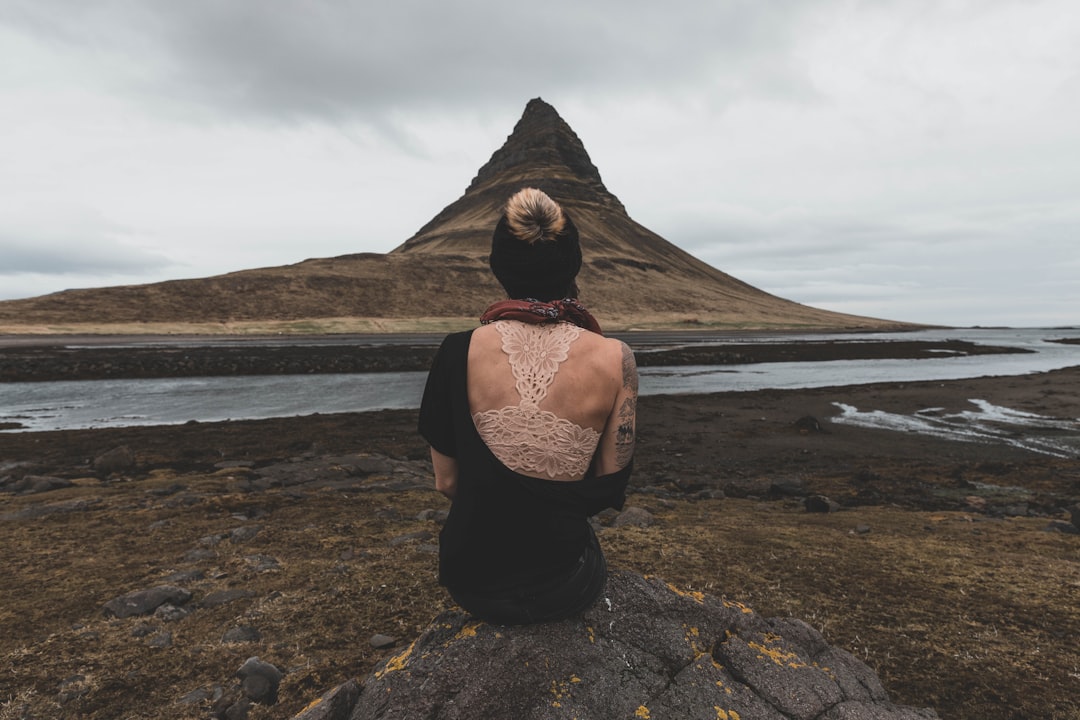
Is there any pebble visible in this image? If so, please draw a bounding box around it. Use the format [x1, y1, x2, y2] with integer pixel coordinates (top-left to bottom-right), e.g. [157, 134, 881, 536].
[369, 633, 397, 649]
[223, 626, 262, 644]
[388, 530, 433, 547]
[102, 585, 192, 619]
[804, 495, 841, 513]
[612, 507, 654, 528]
[236, 656, 283, 705]
[154, 603, 193, 622]
[162, 569, 206, 584]
[93, 445, 134, 475]
[177, 685, 224, 705]
[147, 631, 173, 648]
[130, 623, 157, 638]
[230, 525, 262, 543]
[4, 475, 73, 495]
[245, 554, 281, 572]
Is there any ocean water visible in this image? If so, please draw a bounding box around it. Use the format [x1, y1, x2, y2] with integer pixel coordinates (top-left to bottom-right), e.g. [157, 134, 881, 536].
[2, 328, 1079, 439]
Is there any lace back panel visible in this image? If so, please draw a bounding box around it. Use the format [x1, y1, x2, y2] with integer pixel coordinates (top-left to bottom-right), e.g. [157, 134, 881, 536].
[472, 321, 601, 479]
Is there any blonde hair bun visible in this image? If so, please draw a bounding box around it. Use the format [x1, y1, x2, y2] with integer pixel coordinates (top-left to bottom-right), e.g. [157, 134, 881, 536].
[505, 188, 566, 244]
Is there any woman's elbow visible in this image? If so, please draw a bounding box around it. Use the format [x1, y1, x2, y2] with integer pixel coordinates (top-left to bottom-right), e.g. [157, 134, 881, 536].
[435, 474, 458, 500]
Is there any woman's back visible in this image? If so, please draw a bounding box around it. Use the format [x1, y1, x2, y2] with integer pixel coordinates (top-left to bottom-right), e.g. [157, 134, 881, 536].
[468, 319, 633, 481]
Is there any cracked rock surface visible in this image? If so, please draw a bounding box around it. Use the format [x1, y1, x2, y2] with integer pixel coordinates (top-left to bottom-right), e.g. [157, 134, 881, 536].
[296, 571, 937, 720]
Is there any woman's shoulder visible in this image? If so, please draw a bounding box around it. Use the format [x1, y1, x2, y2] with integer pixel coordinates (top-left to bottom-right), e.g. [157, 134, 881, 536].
[577, 328, 629, 356]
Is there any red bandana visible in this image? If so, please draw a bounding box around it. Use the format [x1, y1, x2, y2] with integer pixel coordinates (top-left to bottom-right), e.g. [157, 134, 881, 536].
[480, 298, 602, 335]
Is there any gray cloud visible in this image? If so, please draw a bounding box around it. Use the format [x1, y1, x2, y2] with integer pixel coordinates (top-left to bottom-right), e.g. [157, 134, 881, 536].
[0, 207, 173, 276]
[1, 0, 821, 123]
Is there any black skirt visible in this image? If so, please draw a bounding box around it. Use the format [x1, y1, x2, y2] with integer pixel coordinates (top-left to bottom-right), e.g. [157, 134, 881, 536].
[447, 526, 608, 625]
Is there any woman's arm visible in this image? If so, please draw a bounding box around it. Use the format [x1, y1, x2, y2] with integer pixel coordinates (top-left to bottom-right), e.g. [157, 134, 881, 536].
[430, 447, 459, 500]
[595, 341, 638, 476]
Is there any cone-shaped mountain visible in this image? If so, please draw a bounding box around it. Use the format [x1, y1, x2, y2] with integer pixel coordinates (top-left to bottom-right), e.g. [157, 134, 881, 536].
[0, 98, 902, 331]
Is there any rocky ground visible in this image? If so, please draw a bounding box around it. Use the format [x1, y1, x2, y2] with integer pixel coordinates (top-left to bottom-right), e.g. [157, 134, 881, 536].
[1, 346, 1079, 719]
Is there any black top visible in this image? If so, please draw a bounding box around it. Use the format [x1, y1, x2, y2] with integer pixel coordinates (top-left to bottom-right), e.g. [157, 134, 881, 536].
[419, 330, 631, 592]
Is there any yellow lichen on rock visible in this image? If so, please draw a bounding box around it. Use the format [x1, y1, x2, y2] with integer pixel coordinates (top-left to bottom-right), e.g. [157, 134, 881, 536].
[375, 639, 419, 679]
[748, 638, 807, 670]
[722, 598, 754, 614]
[454, 621, 481, 640]
[666, 581, 706, 603]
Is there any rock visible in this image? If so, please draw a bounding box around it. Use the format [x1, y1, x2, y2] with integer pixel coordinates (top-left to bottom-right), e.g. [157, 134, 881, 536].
[611, 506, 654, 528]
[1070, 504, 1080, 530]
[103, 585, 192, 618]
[148, 630, 173, 647]
[162, 569, 206, 584]
[6, 474, 73, 495]
[237, 656, 283, 705]
[131, 623, 157, 637]
[57, 674, 91, 704]
[201, 589, 257, 608]
[805, 495, 841, 513]
[793, 415, 827, 433]
[223, 626, 262, 644]
[154, 603, 193, 622]
[93, 445, 135, 475]
[230, 525, 262, 543]
[769, 477, 805, 498]
[245, 554, 281, 572]
[388, 531, 433, 547]
[369, 634, 397, 649]
[593, 508, 621, 526]
[997, 503, 1029, 518]
[327, 571, 936, 720]
[291, 680, 361, 720]
[178, 685, 225, 706]
[184, 548, 218, 562]
[212, 686, 252, 720]
[1045, 521, 1079, 535]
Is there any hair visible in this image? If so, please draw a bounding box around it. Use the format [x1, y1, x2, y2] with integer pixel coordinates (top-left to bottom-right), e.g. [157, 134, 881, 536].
[504, 188, 566, 244]
[490, 187, 582, 301]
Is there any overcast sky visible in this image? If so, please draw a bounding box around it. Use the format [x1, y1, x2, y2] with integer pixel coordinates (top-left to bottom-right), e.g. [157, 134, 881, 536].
[2, 1, 1077, 327]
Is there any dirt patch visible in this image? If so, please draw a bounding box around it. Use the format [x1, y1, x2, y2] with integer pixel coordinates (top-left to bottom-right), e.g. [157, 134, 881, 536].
[2, 367, 1079, 719]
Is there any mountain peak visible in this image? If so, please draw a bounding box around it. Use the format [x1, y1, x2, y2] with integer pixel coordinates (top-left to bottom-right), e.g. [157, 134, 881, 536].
[395, 99, 624, 254]
[466, 98, 609, 197]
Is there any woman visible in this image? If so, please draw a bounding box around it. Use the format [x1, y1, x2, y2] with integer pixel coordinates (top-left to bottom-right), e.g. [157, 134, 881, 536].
[418, 187, 637, 625]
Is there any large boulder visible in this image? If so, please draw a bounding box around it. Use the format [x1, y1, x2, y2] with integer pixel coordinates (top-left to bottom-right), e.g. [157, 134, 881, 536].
[296, 571, 937, 720]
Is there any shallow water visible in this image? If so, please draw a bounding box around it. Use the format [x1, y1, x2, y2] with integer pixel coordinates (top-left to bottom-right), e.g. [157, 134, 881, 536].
[832, 399, 1080, 458]
[2, 328, 1078, 434]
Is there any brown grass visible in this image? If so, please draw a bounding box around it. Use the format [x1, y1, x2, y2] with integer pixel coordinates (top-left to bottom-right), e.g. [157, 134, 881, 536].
[1, 479, 1076, 720]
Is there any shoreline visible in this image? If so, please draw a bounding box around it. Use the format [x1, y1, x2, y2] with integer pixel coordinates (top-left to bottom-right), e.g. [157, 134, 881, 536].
[0, 334, 1037, 383]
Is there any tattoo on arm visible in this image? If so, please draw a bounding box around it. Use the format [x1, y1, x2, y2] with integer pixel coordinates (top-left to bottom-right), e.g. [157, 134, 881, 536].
[614, 396, 636, 468]
[621, 342, 638, 391]
[611, 342, 638, 468]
